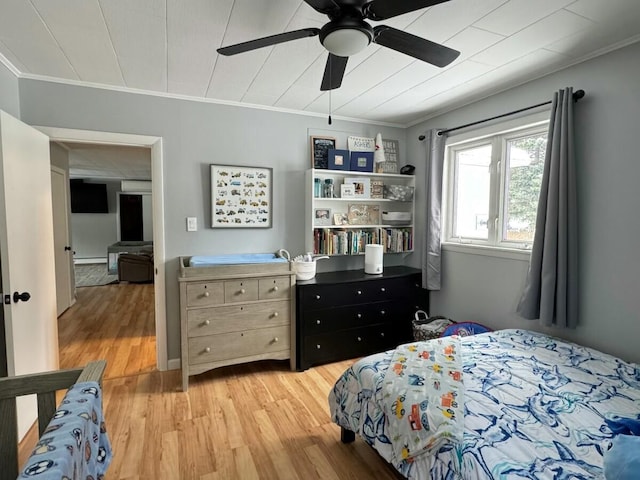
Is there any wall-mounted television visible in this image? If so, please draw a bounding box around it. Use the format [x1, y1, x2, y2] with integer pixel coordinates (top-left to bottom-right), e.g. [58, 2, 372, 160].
[70, 180, 109, 213]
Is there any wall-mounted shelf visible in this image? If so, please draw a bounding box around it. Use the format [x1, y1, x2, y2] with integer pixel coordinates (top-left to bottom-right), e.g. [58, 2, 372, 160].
[305, 169, 415, 256]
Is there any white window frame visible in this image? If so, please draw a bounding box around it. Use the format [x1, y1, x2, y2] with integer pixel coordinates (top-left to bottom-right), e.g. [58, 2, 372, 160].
[443, 111, 550, 258]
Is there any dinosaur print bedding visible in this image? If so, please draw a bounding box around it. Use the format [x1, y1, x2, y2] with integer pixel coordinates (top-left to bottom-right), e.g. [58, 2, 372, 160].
[329, 329, 640, 479]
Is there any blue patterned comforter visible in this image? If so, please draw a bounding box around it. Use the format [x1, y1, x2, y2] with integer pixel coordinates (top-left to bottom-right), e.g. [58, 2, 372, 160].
[329, 329, 640, 479]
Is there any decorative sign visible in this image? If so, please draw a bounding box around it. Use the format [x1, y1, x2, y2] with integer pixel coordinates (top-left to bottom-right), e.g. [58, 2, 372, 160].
[311, 136, 336, 169]
[348, 135, 375, 152]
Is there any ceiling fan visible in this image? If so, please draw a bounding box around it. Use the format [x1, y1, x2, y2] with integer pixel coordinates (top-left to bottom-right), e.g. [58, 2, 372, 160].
[217, 0, 460, 91]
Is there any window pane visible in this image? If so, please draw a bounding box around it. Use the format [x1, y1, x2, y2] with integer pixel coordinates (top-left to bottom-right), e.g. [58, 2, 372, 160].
[453, 145, 491, 239]
[504, 133, 547, 242]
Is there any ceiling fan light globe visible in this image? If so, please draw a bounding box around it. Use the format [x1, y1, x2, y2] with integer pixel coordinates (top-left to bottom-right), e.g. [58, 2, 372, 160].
[322, 28, 371, 57]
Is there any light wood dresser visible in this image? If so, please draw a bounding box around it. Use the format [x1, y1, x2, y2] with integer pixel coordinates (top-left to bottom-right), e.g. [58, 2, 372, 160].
[179, 256, 296, 391]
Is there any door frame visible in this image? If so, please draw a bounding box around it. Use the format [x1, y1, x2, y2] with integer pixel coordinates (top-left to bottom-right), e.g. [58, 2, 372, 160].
[35, 126, 168, 371]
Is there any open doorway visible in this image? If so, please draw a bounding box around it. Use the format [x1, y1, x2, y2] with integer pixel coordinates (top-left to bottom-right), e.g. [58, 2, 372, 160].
[39, 126, 167, 372]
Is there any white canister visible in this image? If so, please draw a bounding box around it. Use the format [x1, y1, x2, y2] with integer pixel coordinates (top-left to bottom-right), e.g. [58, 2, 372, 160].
[364, 244, 383, 274]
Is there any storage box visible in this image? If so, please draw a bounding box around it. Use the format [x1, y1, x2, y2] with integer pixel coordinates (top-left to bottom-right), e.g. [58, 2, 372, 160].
[382, 211, 412, 225]
[384, 185, 414, 201]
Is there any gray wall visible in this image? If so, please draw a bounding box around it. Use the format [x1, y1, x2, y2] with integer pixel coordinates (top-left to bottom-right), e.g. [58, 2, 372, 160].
[0, 61, 20, 118]
[71, 180, 121, 260]
[407, 41, 640, 363]
[16, 84, 407, 362]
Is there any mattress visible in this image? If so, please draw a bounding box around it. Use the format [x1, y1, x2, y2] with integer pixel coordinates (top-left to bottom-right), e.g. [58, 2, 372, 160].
[329, 329, 640, 479]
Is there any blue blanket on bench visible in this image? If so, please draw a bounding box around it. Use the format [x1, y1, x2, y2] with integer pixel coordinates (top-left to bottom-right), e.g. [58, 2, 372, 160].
[189, 253, 287, 266]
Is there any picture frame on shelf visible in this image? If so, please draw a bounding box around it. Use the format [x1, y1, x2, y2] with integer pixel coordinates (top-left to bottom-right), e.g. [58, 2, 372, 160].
[347, 203, 381, 225]
[340, 183, 356, 198]
[314, 207, 332, 226]
[333, 213, 349, 225]
[310, 136, 336, 169]
[344, 177, 370, 198]
[349, 151, 374, 172]
[371, 180, 384, 199]
[328, 149, 350, 170]
[210, 164, 272, 228]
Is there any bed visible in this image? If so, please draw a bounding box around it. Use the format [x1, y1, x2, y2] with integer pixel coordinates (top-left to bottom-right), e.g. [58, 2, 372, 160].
[329, 329, 640, 479]
[0, 360, 111, 480]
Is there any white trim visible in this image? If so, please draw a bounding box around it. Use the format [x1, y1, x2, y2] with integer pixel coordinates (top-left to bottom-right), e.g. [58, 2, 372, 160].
[442, 242, 531, 261]
[167, 358, 181, 371]
[35, 126, 169, 372]
[74, 257, 106, 265]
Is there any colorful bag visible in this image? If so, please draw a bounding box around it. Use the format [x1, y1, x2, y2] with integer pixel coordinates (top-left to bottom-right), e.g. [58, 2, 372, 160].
[441, 321, 491, 337]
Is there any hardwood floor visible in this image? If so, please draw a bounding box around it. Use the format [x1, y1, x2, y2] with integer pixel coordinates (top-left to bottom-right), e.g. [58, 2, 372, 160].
[20, 283, 400, 479]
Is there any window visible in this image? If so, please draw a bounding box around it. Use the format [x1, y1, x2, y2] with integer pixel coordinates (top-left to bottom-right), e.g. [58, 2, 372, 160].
[445, 120, 548, 250]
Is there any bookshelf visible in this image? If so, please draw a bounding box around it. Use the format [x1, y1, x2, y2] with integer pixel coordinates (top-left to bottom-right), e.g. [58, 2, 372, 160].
[305, 169, 416, 256]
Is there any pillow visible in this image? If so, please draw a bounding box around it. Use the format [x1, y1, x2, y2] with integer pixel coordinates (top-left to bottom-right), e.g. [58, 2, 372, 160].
[604, 435, 640, 479]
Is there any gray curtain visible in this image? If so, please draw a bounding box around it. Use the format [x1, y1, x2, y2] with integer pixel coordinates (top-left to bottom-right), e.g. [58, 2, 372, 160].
[421, 129, 447, 290]
[516, 87, 578, 328]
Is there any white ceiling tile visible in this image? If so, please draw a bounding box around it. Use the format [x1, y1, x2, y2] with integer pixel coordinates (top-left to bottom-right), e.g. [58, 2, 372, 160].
[0, 0, 78, 77]
[473, 0, 575, 36]
[167, 0, 233, 97]
[471, 9, 595, 67]
[446, 26, 505, 61]
[31, 0, 123, 85]
[99, 0, 167, 91]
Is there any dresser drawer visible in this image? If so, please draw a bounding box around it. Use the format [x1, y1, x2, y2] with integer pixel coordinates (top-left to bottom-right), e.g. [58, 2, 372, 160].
[258, 277, 290, 300]
[189, 325, 289, 365]
[187, 300, 290, 337]
[186, 281, 224, 307]
[301, 301, 404, 334]
[224, 279, 259, 303]
[300, 276, 416, 309]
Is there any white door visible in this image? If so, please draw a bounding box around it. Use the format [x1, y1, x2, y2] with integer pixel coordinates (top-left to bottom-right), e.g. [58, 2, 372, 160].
[0, 110, 58, 439]
[51, 166, 75, 315]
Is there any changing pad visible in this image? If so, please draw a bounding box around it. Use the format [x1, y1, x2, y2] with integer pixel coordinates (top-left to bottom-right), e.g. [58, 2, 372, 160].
[189, 253, 287, 266]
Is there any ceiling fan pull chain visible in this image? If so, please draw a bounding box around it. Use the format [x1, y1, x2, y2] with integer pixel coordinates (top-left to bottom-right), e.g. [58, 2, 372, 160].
[328, 58, 332, 125]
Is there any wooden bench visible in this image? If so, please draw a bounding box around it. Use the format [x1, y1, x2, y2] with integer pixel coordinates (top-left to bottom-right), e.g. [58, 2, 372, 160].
[0, 360, 106, 480]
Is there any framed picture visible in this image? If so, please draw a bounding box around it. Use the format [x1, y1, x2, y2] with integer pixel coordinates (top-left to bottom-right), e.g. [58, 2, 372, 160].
[210, 164, 272, 228]
[340, 183, 355, 198]
[333, 213, 349, 225]
[328, 149, 350, 170]
[314, 208, 332, 226]
[344, 177, 371, 198]
[347, 203, 381, 225]
[311, 136, 336, 169]
[350, 151, 374, 172]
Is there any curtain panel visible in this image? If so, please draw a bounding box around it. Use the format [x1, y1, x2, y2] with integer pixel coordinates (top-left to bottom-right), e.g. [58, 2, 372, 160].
[421, 129, 447, 290]
[516, 87, 578, 328]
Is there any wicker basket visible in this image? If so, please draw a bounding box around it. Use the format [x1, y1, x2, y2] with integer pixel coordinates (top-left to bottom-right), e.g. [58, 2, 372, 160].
[412, 311, 455, 342]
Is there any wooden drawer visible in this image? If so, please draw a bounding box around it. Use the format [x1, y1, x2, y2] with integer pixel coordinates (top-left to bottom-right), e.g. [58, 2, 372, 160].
[300, 277, 415, 309]
[187, 301, 290, 337]
[189, 325, 289, 365]
[301, 301, 402, 334]
[258, 277, 290, 300]
[186, 281, 224, 307]
[224, 279, 259, 303]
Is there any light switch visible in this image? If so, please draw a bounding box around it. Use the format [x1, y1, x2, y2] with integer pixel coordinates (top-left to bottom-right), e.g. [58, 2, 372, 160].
[187, 217, 197, 232]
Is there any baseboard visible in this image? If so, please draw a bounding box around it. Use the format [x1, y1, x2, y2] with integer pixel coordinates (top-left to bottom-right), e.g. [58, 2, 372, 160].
[75, 257, 107, 265]
[167, 358, 181, 371]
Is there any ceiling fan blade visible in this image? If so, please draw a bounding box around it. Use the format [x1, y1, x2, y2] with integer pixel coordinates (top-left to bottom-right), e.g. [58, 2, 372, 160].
[364, 0, 450, 21]
[303, 0, 340, 15]
[217, 28, 320, 56]
[373, 25, 459, 67]
[321, 54, 348, 91]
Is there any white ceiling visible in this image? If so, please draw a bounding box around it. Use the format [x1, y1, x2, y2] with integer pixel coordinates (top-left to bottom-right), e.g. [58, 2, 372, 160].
[57, 141, 151, 180]
[1, 0, 639, 128]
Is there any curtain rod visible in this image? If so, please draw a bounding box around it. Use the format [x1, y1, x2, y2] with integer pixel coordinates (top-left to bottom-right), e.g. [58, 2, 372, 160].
[418, 89, 585, 141]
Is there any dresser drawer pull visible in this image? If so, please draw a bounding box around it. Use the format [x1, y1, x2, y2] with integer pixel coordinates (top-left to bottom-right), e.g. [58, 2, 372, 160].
[273, 337, 279, 343]
[204, 291, 210, 297]
[357, 336, 362, 342]
[272, 311, 279, 317]
[380, 287, 386, 292]
[380, 310, 386, 315]
[357, 290, 362, 295]
[316, 294, 321, 300]
[203, 320, 211, 326]
[316, 344, 321, 349]
[273, 286, 279, 292]
[240, 288, 246, 294]
[380, 332, 385, 337]
[357, 313, 362, 319]
[204, 347, 211, 353]
[316, 319, 321, 325]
